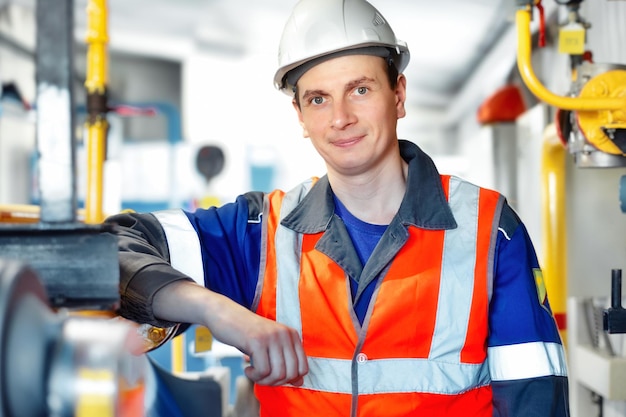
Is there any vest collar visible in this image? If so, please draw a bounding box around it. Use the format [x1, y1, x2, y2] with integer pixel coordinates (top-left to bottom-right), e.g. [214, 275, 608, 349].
[281, 140, 457, 232]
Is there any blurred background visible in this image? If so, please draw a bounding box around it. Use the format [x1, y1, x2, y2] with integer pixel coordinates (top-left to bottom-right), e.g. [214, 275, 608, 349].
[1, 0, 550, 209]
[0, 1, 625, 416]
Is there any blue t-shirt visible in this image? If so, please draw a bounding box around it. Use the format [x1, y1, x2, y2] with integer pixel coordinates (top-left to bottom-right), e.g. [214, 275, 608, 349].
[333, 195, 386, 325]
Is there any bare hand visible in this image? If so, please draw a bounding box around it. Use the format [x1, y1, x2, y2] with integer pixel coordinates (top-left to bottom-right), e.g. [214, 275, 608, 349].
[153, 281, 309, 386]
[237, 316, 308, 386]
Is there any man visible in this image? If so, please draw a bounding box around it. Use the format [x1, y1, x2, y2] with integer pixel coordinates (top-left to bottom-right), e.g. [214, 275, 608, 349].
[107, 0, 570, 415]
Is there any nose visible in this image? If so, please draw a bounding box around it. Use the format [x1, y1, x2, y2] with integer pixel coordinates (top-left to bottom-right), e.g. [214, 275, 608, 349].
[331, 98, 356, 130]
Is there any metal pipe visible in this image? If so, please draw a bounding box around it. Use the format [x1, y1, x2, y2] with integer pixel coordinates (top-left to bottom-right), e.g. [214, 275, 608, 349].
[84, 0, 109, 224]
[516, 8, 626, 111]
[35, 0, 77, 224]
[541, 124, 568, 343]
[611, 269, 622, 310]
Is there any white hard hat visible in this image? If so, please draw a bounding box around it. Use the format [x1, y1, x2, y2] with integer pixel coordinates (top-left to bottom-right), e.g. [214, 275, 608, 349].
[274, 0, 410, 94]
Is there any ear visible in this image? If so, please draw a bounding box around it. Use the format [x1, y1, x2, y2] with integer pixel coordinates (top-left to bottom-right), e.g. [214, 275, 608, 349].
[292, 98, 310, 138]
[395, 74, 407, 119]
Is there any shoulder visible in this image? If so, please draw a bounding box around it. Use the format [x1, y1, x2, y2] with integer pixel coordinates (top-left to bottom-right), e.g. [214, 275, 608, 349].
[105, 210, 170, 248]
[242, 191, 264, 222]
[240, 178, 319, 221]
[496, 202, 524, 242]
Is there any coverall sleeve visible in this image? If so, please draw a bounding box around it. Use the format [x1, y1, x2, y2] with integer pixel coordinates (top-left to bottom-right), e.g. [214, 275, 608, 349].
[104, 192, 264, 328]
[488, 203, 570, 417]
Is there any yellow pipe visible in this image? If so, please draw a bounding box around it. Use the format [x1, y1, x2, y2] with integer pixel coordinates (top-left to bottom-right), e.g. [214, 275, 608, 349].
[541, 124, 568, 345]
[171, 334, 185, 374]
[85, 117, 107, 224]
[516, 8, 626, 112]
[85, 0, 108, 94]
[84, 0, 109, 224]
[83, 3, 185, 370]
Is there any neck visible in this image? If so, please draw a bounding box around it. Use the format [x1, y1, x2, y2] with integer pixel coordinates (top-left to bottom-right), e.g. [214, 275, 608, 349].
[329, 157, 408, 225]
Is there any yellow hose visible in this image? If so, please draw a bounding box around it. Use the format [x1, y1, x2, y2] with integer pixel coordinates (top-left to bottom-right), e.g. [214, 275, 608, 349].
[516, 8, 626, 112]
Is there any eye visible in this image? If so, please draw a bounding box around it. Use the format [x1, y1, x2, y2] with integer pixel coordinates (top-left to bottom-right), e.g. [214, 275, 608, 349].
[311, 96, 325, 105]
[355, 86, 368, 95]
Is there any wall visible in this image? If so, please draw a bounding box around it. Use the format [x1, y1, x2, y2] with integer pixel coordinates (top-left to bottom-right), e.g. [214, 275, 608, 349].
[182, 50, 326, 202]
[0, 5, 36, 205]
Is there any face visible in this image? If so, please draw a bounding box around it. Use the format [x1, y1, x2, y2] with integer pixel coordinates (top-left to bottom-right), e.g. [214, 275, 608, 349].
[293, 54, 407, 178]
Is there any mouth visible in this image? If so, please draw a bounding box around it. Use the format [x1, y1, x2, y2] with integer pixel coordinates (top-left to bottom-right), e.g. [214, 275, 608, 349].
[332, 135, 364, 147]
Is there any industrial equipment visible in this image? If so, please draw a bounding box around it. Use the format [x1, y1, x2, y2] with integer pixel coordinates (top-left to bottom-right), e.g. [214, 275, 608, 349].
[516, 0, 626, 169]
[0, 259, 146, 417]
[516, 2, 626, 414]
[516, 0, 626, 315]
[515, 0, 626, 350]
[0, 0, 121, 310]
[561, 62, 626, 168]
[0, 1, 176, 415]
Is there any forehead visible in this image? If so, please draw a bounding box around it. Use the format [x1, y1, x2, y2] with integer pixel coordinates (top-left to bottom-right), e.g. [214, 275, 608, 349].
[297, 54, 387, 88]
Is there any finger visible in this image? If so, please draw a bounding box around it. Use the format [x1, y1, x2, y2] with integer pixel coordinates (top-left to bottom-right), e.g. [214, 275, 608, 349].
[276, 330, 308, 386]
[256, 340, 288, 385]
[255, 329, 303, 386]
[288, 376, 305, 387]
[281, 331, 308, 386]
[244, 348, 271, 383]
[291, 331, 309, 377]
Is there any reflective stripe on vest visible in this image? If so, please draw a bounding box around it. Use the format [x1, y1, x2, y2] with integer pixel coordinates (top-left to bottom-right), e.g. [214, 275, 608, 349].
[300, 355, 488, 395]
[264, 176, 494, 398]
[488, 341, 568, 380]
[153, 209, 205, 286]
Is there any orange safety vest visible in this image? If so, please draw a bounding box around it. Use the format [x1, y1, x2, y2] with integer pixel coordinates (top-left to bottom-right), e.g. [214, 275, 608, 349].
[255, 175, 502, 417]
